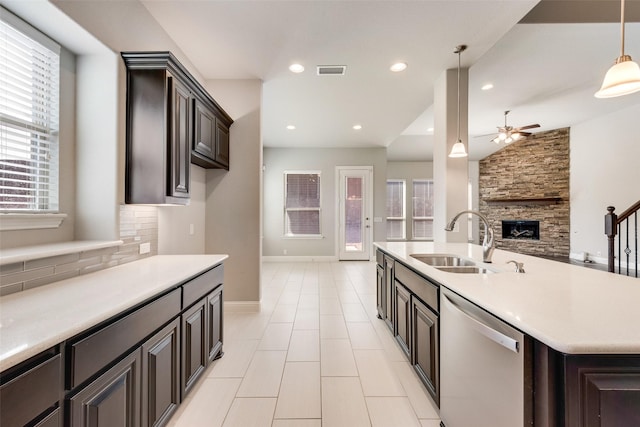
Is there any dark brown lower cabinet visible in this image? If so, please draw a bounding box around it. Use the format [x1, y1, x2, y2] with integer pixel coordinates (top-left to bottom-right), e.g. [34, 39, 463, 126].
[0, 350, 61, 427]
[181, 298, 207, 396]
[68, 350, 141, 427]
[142, 318, 181, 427]
[376, 264, 384, 319]
[394, 281, 411, 358]
[207, 285, 224, 363]
[383, 256, 394, 331]
[411, 296, 439, 406]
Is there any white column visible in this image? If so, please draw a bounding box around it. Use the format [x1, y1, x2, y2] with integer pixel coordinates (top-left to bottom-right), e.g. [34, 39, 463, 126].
[433, 67, 469, 243]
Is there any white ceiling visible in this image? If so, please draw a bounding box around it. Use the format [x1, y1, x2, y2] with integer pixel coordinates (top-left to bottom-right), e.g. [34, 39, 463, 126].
[11, 0, 640, 161]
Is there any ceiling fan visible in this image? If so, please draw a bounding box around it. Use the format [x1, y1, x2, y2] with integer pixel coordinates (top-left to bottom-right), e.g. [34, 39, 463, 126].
[490, 110, 540, 144]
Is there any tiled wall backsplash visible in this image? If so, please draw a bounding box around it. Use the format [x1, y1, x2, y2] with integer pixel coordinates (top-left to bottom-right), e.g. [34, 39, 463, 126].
[0, 205, 158, 296]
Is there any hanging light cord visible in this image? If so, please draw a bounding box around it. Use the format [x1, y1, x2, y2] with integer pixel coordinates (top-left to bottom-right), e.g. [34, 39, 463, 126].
[454, 45, 467, 142]
[620, 0, 626, 59]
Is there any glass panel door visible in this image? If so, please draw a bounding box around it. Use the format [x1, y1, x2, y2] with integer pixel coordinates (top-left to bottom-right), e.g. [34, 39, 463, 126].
[338, 167, 372, 260]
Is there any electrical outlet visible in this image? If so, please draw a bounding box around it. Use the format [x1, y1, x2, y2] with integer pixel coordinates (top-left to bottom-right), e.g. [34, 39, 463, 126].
[139, 242, 151, 254]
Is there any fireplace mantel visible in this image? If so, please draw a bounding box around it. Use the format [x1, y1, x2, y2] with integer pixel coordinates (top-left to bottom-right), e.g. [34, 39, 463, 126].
[484, 197, 563, 206]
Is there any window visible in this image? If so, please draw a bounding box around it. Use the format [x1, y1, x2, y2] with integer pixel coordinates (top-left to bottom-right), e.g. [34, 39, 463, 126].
[386, 179, 405, 240]
[412, 179, 434, 240]
[284, 172, 321, 237]
[0, 9, 60, 212]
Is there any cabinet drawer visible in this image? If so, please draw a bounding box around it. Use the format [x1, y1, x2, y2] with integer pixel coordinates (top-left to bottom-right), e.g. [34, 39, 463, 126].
[0, 353, 61, 427]
[394, 263, 438, 312]
[68, 288, 181, 388]
[183, 264, 224, 309]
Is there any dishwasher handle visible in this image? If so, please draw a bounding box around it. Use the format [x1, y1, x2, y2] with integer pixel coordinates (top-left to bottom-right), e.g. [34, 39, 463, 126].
[442, 293, 519, 353]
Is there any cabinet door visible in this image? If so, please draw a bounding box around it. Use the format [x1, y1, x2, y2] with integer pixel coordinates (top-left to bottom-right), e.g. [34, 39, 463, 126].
[383, 256, 394, 331]
[215, 119, 230, 170]
[376, 265, 384, 319]
[565, 355, 640, 427]
[412, 296, 439, 405]
[69, 350, 141, 427]
[168, 75, 190, 200]
[394, 281, 411, 359]
[142, 318, 180, 427]
[182, 299, 207, 396]
[193, 98, 215, 161]
[207, 285, 224, 363]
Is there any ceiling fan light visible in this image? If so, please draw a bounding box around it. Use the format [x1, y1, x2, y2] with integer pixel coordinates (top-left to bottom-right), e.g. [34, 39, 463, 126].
[595, 56, 640, 98]
[449, 141, 468, 158]
[498, 132, 507, 141]
[511, 132, 521, 140]
[492, 137, 500, 144]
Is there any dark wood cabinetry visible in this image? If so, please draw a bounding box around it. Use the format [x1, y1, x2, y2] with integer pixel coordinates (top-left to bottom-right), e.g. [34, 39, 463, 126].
[142, 318, 181, 427]
[394, 281, 411, 358]
[535, 342, 640, 427]
[207, 285, 224, 363]
[68, 350, 141, 427]
[192, 97, 232, 170]
[122, 52, 233, 205]
[181, 298, 207, 396]
[0, 350, 61, 427]
[376, 249, 440, 405]
[411, 296, 439, 404]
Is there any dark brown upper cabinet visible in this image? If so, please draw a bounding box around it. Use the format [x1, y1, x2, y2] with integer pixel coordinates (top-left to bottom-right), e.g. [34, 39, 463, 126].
[122, 52, 233, 206]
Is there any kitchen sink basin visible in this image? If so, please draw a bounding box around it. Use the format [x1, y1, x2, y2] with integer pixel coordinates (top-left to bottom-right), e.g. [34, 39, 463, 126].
[436, 266, 494, 274]
[410, 254, 477, 267]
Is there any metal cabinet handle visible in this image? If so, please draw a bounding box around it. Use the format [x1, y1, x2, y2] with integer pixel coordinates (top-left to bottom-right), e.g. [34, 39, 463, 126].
[442, 293, 519, 353]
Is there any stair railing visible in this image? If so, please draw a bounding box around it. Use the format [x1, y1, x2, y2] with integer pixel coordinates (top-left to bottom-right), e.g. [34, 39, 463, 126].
[605, 200, 640, 277]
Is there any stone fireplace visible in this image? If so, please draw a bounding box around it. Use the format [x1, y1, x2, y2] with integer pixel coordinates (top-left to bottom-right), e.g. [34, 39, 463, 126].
[479, 128, 570, 258]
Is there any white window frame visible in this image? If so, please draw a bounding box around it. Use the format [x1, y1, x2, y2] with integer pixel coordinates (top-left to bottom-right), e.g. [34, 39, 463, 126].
[0, 7, 65, 229]
[386, 179, 406, 240]
[283, 170, 322, 238]
[412, 179, 434, 241]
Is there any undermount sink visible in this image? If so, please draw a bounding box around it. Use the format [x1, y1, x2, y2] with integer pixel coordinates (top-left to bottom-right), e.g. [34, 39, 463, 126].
[436, 266, 494, 274]
[410, 254, 477, 267]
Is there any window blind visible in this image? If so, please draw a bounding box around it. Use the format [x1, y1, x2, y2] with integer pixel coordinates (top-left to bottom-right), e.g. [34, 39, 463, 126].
[413, 180, 434, 239]
[386, 179, 405, 240]
[285, 172, 321, 236]
[0, 10, 60, 212]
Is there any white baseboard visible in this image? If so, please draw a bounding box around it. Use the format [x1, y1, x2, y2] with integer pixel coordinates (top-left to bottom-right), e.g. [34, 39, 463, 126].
[262, 255, 339, 262]
[224, 301, 261, 312]
[569, 252, 608, 265]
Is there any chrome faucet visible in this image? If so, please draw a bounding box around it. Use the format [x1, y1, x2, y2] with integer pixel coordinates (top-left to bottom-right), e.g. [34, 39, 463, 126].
[445, 210, 495, 263]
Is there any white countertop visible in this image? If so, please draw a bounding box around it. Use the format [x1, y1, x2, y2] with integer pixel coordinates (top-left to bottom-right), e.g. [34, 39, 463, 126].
[0, 254, 227, 371]
[375, 242, 640, 354]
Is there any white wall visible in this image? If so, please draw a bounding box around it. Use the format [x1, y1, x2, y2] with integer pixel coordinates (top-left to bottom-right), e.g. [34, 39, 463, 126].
[570, 103, 640, 263]
[263, 147, 387, 258]
[204, 80, 262, 302]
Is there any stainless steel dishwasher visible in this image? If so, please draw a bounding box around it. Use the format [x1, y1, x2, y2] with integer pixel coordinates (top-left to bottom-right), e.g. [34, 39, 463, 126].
[440, 288, 533, 427]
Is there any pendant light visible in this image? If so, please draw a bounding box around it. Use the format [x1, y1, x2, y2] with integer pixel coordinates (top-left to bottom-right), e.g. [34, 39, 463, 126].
[449, 45, 468, 158]
[595, 0, 640, 98]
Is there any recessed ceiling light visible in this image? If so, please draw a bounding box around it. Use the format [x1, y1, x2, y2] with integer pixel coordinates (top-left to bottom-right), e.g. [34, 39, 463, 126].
[353, 124, 362, 130]
[286, 125, 296, 130]
[390, 62, 407, 72]
[481, 83, 494, 91]
[289, 63, 304, 73]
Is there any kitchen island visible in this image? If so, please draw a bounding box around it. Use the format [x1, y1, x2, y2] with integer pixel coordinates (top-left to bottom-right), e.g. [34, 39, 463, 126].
[374, 241, 640, 427]
[0, 254, 227, 427]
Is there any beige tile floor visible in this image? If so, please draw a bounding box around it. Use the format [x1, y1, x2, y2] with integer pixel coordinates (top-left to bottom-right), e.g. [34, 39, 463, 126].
[168, 261, 441, 427]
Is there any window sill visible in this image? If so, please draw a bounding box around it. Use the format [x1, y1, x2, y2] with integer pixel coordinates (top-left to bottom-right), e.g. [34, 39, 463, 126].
[0, 213, 68, 231]
[283, 235, 324, 240]
[0, 240, 124, 266]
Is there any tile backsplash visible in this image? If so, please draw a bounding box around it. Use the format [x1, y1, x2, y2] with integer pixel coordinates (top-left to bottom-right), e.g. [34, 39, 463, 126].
[0, 205, 158, 296]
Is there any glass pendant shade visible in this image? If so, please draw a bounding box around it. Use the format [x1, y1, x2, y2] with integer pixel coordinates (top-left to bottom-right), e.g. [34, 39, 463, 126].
[595, 56, 640, 98]
[448, 141, 468, 157]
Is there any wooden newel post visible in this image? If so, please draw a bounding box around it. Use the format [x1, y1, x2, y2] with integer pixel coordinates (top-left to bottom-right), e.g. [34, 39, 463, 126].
[605, 206, 617, 273]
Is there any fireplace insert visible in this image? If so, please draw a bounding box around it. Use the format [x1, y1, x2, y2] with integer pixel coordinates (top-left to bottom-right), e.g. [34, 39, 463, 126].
[501, 220, 539, 240]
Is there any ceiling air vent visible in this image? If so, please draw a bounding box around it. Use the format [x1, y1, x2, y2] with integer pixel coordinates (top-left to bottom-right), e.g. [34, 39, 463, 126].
[317, 65, 346, 76]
